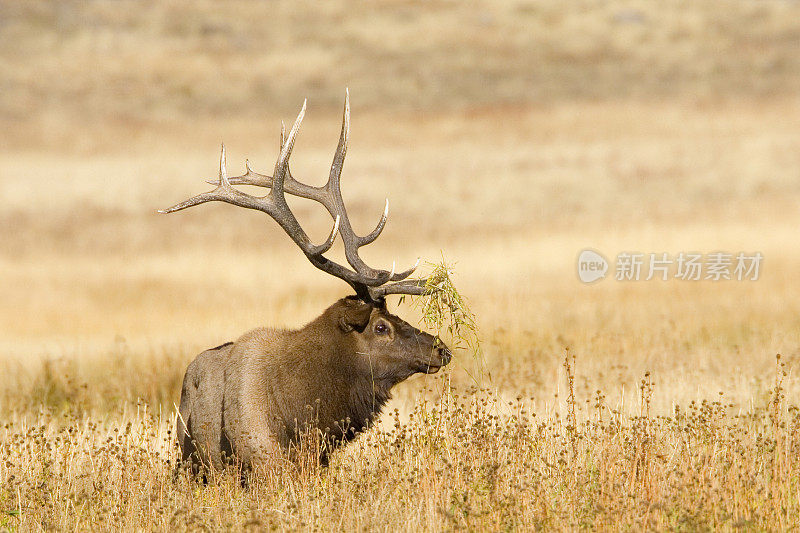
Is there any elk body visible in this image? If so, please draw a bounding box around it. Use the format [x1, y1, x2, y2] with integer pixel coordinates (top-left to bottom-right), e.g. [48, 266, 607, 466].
[162, 91, 451, 475]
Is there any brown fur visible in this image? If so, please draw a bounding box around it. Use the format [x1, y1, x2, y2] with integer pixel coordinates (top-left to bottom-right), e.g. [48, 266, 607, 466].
[177, 296, 451, 475]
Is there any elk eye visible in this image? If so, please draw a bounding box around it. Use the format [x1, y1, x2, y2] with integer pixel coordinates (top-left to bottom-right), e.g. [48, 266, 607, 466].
[374, 322, 389, 335]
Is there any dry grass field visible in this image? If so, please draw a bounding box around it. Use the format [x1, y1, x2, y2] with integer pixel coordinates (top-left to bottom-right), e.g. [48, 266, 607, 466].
[2, 0, 800, 530]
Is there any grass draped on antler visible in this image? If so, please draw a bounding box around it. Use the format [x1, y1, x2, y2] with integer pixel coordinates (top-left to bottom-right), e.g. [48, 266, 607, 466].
[400, 256, 488, 382]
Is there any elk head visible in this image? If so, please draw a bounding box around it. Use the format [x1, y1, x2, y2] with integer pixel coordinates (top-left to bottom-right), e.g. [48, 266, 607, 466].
[160, 89, 450, 361]
[333, 296, 452, 386]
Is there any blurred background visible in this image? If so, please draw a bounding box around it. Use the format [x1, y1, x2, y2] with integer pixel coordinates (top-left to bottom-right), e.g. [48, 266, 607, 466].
[2, 0, 800, 410]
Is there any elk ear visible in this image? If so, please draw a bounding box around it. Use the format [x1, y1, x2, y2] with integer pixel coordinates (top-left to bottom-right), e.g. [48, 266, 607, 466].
[338, 298, 373, 333]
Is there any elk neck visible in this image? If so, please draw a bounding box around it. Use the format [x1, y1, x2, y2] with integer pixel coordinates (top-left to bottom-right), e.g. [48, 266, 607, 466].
[281, 314, 393, 439]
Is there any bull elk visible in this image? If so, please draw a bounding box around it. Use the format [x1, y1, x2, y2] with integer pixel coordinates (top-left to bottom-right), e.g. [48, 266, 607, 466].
[161, 91, 451, 476]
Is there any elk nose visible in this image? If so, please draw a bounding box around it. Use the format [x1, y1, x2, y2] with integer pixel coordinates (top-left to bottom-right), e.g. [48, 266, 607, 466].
[436, 346, 452, 364]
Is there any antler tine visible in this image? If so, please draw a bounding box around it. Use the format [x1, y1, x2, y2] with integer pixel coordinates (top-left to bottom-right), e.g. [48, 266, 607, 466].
[320, 89, 397, 286]
[206, 122, 285, 189]
[278, 120, 300, 186]
[271, 100, 305, 199]
[389, 257, 421, 281]
[158, 191, 223, 214]
[219, 143, 230, 187]
[205, 121, 288, 190]
[368, 278, 428, 299]
[159, 144, 240, 214]
[327, 89, 349, 191]
[307, 215, 340, 256]
[357, 198, 389, 246]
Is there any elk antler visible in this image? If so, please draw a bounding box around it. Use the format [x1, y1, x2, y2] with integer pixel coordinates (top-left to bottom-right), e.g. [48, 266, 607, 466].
[160, 90, 427, 302]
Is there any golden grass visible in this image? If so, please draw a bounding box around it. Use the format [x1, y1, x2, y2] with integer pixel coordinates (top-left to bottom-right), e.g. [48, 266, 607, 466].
[3, 357, 800, 530]
[3, 0, 800, 529]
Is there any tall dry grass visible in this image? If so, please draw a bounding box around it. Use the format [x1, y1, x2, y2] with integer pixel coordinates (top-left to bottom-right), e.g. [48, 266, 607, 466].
[3, 354, 800, 529]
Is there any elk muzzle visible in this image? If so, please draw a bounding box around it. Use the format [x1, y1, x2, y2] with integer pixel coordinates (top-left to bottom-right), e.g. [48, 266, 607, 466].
[418, 342, 452, 374]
